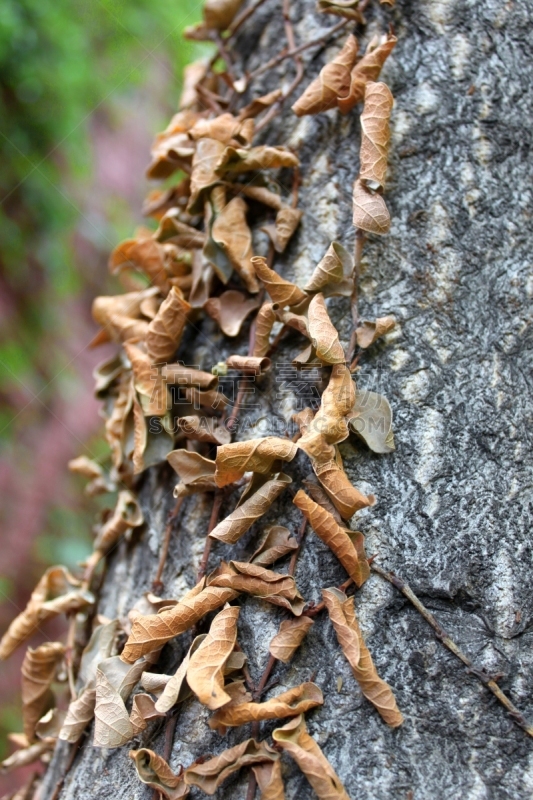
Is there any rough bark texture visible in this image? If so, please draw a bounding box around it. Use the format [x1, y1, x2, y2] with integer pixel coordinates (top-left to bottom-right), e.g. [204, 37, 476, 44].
[40, 0, 533, 798]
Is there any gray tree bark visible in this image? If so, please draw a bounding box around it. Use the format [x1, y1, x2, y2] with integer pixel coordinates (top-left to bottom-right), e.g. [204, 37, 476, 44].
[40, 0, 533, 798]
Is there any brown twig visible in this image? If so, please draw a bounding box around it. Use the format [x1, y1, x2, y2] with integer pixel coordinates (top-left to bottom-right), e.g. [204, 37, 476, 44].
[346, 228, 366, 360]
[302, 577, 354, 617]
[371, 563, 533, 739]
[288, 514, 308, 576]
[152, 497, 185, 593]
[197, 490, 225, 581]
[227, 0, 270, 38]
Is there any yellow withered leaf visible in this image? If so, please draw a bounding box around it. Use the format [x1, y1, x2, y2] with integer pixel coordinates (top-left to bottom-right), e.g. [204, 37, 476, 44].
[0, 567, 93, 660]
[121, 582, 238, 662]
[109, 237, 170, 294]
[339, 33, 397, 114]
[190, 112, 253, 145]
[304, 241, 352, 293]
[21, 642, 65, 742]
[253, 759, 286, 800]
[269, 617, 314, 663]
[204, 290, 260, 336]
[93, 489, 144, 556]
[355, 315, 396, 348]
[215, 437, 298, 487]
[209, 474, 293, 544]
[251, 525, 299, 567]
[146, 109, 198, 180]
[155, 634, 206, 713]
[352, 179, 390, 235]
[205, 197, 259, 292]
[251, 256, 307, 306]
[307, 293, 345, 364]
[225, 354, 271, 374]
[209, 682, 323, 730]
[130, 748, 189, 800]
[167, 449, 217, 497]
[292, 35, 358, 116]
[359, 81, 393, 192]
[123, 340, 169, 416]
[238, 89, 283, 120]
[215, 145, 299, 174]
[188, 137, 225, 214]
[272, 714, 350, 800]
[184, 739, 279, 795]
[186, 606, 239, 709]
[176, 415, 231, 445]
[207, 561, 305, 615]
[293, 490, 369, 586]
[322, 588, 403, 727]
[347, 389, 395, 453]
[253, 302, 277, 357]
[146, 286, 191, 364]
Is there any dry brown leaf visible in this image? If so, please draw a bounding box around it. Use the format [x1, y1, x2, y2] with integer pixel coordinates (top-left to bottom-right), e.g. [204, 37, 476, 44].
[352, 178, 390, 235]
[269, 617, 314, 663]
[207, 561, 305, 615]
[21, 642, 65, 742]
[317, 0, 364, 22]
[203, 0, 245, 30]
[123, 341, 169, 416]
[215, 145, 299, 174]
[301, 477, 344, 524]
[209, 682, 323, 730]
[215, 437, 298, 487]
[93, 655, 154, 747]
[109, 238, 170, 294]
[251, 256, 307, 307]
[304, 242, 352, 293]
[146, 286, 191, 364]
[179, 59, 210, 110]
[313, 453, 375, 518]
[322, 588, 403, 727]
[184, 739, 279, 795]
[302, 363, 355, 445]
[209, 474, 293, 545]
[162, 364, 218, 390]
[0, 567, 93, 660]
[130, 693, 161, 736]
[272, 714, 350, 800]
[141, 672, 172, 695]
[187, 606, 239, 709]
[154, 211, 205, 249]
[355, 315, 396, 348]
[130, 748, 189, 800]
[292, 35, 358, 116]
[188, 138, 225, 214]
[176, 415, 231, 445]
[190, 113, 253, 145]
[167, 450, 217, 497]
[225, 354, 271, 374]
[92, 288, 157, 344]
[251, 525, 299, 567]
[155, 634, 206, 713]
[225, 182, 283, 210]
[68, 455, 114, 496]
[93, 352, 125, 396]
[204, 290, 260, 336]
[146, 110, 198, 180]
[253, 759, 286, 800]
[339, 33, 397, 114]
[293, 490, 369, 586]
[253, 302, 277, 357]
[308, 293, 345, 364]
[94, 490, 144, 555]
[275, 307, 310, 340]
[347, 389, 395, 453]
[59, 687, 97, 743]
[183, 385, 230, 411]
[262, 206, 303, 253]
[143, 179, 192, 219]
[0, 740, 53, 774]
[359, 81, 393, 192]
[121, 582, 238, 662]
[132, 396, 174, 474]
[104, 372, 134, 469]
[206, 196, 260, 292]
[238, 89, 283, 120]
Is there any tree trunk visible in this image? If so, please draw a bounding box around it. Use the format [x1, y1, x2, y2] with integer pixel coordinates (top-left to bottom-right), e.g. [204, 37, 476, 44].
[40, 1, 533, 798]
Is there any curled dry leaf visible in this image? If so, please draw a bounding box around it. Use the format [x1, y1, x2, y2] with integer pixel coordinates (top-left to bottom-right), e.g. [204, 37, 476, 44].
[263, 206, 303, 253]
[184, 738, 279, 795]
[188, 138, 225, 214]
[215, 437, 298, 487]
[307, 293, 345, 364]
[317, 0, 364, 22]
[269, 617, 314, 663]
[253, 302, 277, 357]
[225, 182, 283, 210]
[252, 759, 286, 800]
[130, 693, 161, 736]
[302, 476, 344, 524]
[94, 490, 144, 555]
[146, 109, 198, 180]
[347, 389, 395, 453]
[293, 490, 369, 586]
[225, 354, 271, 374]
[123, 341, 169, 416]
[59, 688, 97, 744]
[352, 178, 390, 235]
[238, 89, 283, 120]
[155, 634, 206, 713]
[206, 196, 260, 293]
[304, 241, 352, 293]
[207, 561, 305, 615]
[209, 473, 293, 544]
[21, 642, 65, 742]
[190, 113, 253, 145]
[0, 740, 53, 774]
[104, 372, 134, 469]
[183, 386, 230, 411]
[251, 525, 299, 567]
[292, 35, 358, 116]
[122, 581, 238, 662]
[154, 211, 205, 248]
[93, 655, 154, 747]
[167, 449, 217, 497]
[359, 81, 393, 192]
[68, 455, 114, 496]
[141, 672, 172, 695]
[339, 33, 397, 114]
[130, 748, 189, 800]
[251, 256, 307, 307]
[0, 567, 93, 660]
[322, 588, 403, 727]
[272, 714, 350, 800]
[204, 290, 260, 336]
[187, 606, 239, 709]
[209, 681, 323, 730]
[302, 363, 355, 445]
[313, 452, 375, 518]
[109, 238, 170, 294]
[203, 0, 245, 30]
[162, 364, 218, 390]
[355, 315, 396, 348]
[215, 145, 299, 174]
[146, 286, 191, 364]
[176, 415, 231, 445]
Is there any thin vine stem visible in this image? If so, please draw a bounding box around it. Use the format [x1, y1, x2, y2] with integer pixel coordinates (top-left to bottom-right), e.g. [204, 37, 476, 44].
[152, 496, 185, 593]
